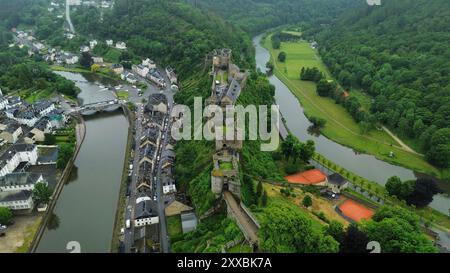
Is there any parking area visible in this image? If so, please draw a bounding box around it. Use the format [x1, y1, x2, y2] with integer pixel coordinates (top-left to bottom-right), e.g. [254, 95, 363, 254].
[0, 215, 42, 253]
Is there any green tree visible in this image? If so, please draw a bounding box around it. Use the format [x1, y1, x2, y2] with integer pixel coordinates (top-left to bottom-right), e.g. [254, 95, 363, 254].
[0, 207, 13, 224]
[259, 204, 338, 253]
[256, 181, 263, 197]
[302, 195, 313, 208]
[32, 182, 52, 205]
[362, 206, 437, 253]
[324, 220, 345, 244]
[57, 143, 75, 170]
[261, 190, 268, 207]
[426, 128, 450, 168]
[278, 51, 286, 62]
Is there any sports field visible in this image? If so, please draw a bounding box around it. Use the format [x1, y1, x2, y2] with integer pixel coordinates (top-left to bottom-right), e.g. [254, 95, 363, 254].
[285, 169, 327, 185]
[339, 199, 374, 222]
[264, 35, 440, 178]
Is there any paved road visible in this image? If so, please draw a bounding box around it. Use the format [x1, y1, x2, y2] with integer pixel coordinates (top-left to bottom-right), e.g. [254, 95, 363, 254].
[122, 70, 175, 253]
[123, 102, 144, 252]
[65, 0, 75, 33]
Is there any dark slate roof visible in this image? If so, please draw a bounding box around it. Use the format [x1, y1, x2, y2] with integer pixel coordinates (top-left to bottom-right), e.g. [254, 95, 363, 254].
[224, 78, 241, 102]
[135, 199, 157, 219]
[33, 100, 53, 113]
[0, 190, 32, 203]
[327, 173, 348, 186]
[4, 121, 21, 133]
[147, 94, 167, 106]
[34, 117, 50, 131]
[0, 172, 42, 187]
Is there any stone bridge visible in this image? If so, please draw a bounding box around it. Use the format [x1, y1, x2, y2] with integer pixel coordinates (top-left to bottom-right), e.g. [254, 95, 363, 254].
[223, 191, 260, 247]
[67, 100, 124, 116]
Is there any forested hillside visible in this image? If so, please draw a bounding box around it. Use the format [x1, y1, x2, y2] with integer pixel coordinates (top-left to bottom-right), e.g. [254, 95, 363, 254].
[309, 0, 450, 169]
[190, 0, 359, 35]
[70, 0, 254, 76]
[0, 0, 78, 98]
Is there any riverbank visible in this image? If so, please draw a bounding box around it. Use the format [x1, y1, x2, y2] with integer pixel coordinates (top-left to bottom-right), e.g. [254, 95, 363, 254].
[110, 106, 134, 253]
[262, 34, 444, 179]
[29, 115, 86, 253]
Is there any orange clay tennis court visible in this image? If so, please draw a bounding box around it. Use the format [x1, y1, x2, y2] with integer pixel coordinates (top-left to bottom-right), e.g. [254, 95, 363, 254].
[285, 169, 327, 185]
[339, 199, 374, 222]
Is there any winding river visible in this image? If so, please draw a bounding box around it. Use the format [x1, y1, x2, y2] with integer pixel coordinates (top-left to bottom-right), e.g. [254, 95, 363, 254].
[36, 72, 128, 252]
[253, 35, 449, 215]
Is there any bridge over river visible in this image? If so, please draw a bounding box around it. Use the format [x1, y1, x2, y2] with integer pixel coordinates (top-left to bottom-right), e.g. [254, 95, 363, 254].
[67, 100, 125, 116]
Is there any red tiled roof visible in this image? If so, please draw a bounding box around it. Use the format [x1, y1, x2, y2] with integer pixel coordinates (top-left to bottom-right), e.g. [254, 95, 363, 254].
[285, 169, 327, 185]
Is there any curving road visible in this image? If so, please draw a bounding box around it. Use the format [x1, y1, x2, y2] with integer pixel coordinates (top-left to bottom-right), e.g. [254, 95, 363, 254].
[66, 0, 75, 33]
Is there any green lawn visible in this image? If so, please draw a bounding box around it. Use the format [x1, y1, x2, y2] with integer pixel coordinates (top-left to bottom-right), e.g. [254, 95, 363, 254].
[263, 35, 441, 178]
[219, 162, 233, 170]
[116, 91, 129, 100]
[167, 215, 183, 238]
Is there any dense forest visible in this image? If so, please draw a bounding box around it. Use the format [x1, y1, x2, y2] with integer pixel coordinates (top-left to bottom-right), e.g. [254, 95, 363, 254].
[307, 0, 450, 169]
[70, 0, 254, 76]
[190, 0, 360, 35]
[0, 0, 78, 98]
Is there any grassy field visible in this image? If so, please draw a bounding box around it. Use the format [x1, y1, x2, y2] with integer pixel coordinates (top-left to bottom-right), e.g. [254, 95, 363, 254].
[263, 35, 441, 178]
[259, 183, 348, 227]
[167, 215, 183, 239]
[116, 91, 129, 101]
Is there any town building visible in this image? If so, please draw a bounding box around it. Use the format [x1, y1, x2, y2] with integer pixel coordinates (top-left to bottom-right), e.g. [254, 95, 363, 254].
[132, 64, 150, 78]
[326, 173, 349, 194]
[110, 63, 124, 74]
[142, 58, 156, 69]
[0, 144, 38, 177]
[0, 122, 23, 144]
[0, 190, 34, 210]
[92, 56, 104, 64]
[89, 40, 98, 49]
[0, 172, 45, 192]
[115, 41, 127, 50]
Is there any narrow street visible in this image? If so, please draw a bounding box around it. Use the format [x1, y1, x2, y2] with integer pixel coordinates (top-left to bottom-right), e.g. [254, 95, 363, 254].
[122, 72, 175, 253]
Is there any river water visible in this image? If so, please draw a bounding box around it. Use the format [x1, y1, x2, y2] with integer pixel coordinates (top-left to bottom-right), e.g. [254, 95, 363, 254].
[36, 72, 128, 253]
[253, 35, 449, 215]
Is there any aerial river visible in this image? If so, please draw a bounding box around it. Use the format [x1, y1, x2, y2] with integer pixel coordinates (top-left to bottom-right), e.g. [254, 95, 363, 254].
[253, 35, 449, 215]
[36, 72, 128, 252]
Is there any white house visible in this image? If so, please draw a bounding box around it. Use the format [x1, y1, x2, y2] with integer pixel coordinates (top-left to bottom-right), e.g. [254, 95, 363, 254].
[115, 41, 127, 50]
[92, 56, 104, 64]
[0, 95, 8, 110]
[0, 173, 45, 192]
[132, 64, 150, 78]
[0, 190, 34, 210]
[65, 54, 79, 65]
[0, 144, 38, 177]
[0, 123, 23, 144]
[134, 193, 159, 227]
[163, 184, 176, 195]
[89, 40, 98, 49]
[106, 39, 113, 46]
[142, 58, 156, 69]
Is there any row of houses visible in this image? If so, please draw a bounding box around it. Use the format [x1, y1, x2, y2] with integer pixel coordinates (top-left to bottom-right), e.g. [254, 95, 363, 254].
[0, 94, 68, 212]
